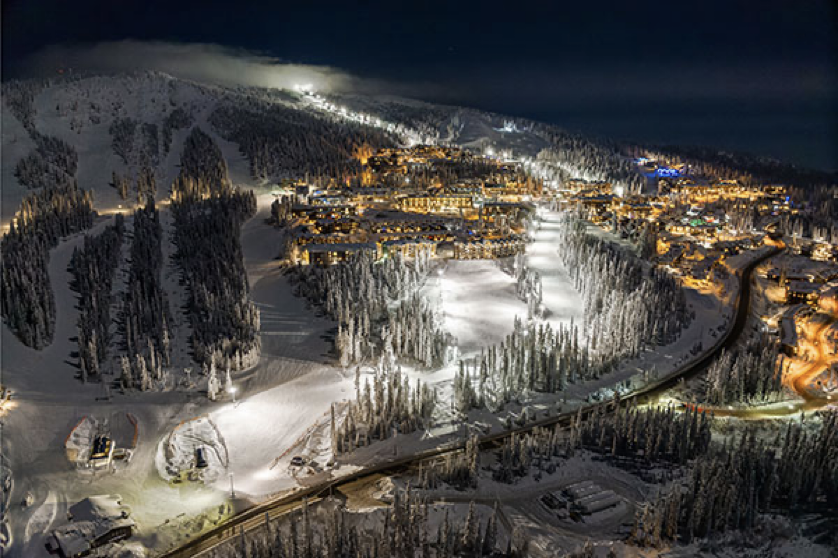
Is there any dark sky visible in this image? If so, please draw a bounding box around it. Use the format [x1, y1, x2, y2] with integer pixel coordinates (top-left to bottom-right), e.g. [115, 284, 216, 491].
[3, 0, 837, 170]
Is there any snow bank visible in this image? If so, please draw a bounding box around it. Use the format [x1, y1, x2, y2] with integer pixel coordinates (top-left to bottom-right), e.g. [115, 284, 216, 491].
[158, 417, 228, 484]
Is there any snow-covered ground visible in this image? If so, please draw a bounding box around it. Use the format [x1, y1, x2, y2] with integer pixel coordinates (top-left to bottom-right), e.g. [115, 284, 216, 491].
[1, 74, 805, 557]
[2, 73, 260, 231]
[0, 104, 38, 227]
[422, 260, 528, 353]
[208, 363, 352, 496]
[1, 196, 729, 555]
[418, 212, 586, 356]
[0, 74, 300, 555]
[241, 194, 335, 362]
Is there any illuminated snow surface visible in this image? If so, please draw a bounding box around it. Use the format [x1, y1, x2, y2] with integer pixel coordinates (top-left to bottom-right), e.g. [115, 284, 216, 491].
[418, 213, 585, 354]
[0, 75, 798, 557]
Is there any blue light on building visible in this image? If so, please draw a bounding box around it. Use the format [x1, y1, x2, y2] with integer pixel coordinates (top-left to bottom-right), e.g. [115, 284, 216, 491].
[655, 167, 681, 178]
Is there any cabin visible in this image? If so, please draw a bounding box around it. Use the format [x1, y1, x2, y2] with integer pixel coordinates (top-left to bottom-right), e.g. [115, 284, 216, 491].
[786, 281, 820, 305]
[46, 495, 135, 558]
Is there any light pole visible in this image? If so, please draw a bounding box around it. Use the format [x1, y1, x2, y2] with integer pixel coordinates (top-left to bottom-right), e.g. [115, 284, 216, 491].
[228, 385, 237, 406]
[229, 472, 236, 499]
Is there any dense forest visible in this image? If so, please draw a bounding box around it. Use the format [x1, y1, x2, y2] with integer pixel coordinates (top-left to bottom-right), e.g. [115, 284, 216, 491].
[119, 199, 171, 390]
[331, 364, 436, 455]
[558, 216, 692, 361]
[14, 132, 79, 191]
[291, 248, 454, 369]
[171, 127, 260, 371]
[201, 489, 508, 558]
[631, 412, 838, 547]
[453, 317, 593, 413]
[171, 190, 259, 371]
[70, 216, 125, 381]
[209, 99, 395, 180]
[1, 182, 95, 348]
[701, 334, 786, 406]
[782, 184, 838, 244]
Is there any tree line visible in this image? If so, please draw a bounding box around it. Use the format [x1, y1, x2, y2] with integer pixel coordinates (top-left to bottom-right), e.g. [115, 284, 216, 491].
[291, 248, 453, 369]
[118, 199, 172, 390]
[453, 317, 593, 413]
[171, 189, 259, 371]
[70, 215, 125, 381]
[209, 100, 395, 181]
[202, 487, 509, 558]
[558, 216, 692, 364]
[331, 363, 436, 455]
[1, 181, 94, 348]
[702, 333, 786, 406]
[14, 131, 79, 191]
[170, 126, 260, 373]
[631, 411, 838, 547]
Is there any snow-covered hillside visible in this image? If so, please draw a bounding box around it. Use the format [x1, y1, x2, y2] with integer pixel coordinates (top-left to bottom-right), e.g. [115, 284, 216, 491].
[2, 73, 258, 227]
[5, 73, 824, 558]
[2, 71, 655, 232]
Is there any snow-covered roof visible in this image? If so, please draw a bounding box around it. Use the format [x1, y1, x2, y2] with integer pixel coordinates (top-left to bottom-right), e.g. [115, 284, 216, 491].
[69, 494, 131, 523]
[787, 280, 820, 294]
[304, 242, 377, 253]
[51, 495, 135, 557]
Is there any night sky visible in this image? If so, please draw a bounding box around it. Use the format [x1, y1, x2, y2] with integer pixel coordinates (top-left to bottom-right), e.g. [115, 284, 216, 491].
[3, 0, 836, 170]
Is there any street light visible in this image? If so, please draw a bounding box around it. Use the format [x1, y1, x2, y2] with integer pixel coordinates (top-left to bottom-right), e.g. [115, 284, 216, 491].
[228, 385, 237, 405]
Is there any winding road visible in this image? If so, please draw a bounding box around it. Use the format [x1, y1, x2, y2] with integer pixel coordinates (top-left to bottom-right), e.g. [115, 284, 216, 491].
[159, 245, 781, 558]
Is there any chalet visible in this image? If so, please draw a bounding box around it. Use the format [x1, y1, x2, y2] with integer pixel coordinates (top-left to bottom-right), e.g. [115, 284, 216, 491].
[481, 201, 532, 220]
[381, 238, 435, 259]
[818, 283, 838, 317]
[764, 267, 816, 285]
[46, 495, 135, 558]
[454, 236, 524, 259]
[309, 217, 360, 235]
[812, 243, 837, 262]
[786, 281, 820, 305]
[300, 242, 378, 266]
[657, 243, 686, 267]
[399, 193, 474, 213]
[292, 204, 356, 222]
[687, 255, 721, 285]
[713, 240, 745, 255]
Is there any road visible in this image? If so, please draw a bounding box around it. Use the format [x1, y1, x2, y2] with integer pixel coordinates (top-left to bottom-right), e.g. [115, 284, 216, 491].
[679, 251, 837, 419]
[159, 246, 780, 558]
[789, 317, 836, 401]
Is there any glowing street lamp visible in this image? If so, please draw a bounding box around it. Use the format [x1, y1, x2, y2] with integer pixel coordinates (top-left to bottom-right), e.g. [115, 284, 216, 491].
[228, 384, 237, 405]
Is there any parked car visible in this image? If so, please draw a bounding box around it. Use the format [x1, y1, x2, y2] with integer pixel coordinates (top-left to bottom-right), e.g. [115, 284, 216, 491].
[289, 456, 306, 467]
